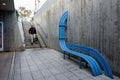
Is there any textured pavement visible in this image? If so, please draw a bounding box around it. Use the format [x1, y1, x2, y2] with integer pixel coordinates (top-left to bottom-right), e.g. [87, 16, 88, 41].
[0, 48, 120, 80]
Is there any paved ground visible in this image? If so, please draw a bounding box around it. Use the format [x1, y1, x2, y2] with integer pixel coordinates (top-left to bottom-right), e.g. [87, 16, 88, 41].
[0, 48, 120, 80]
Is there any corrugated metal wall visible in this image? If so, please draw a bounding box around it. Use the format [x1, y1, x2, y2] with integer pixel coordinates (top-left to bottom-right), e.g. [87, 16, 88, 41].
[34, 0, 120, 76]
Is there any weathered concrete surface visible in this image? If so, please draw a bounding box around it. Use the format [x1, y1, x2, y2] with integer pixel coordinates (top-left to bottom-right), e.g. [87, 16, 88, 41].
[18, 22, 25, 47]
[0, 48, 119, 80]
[0, 11, 24, 51]
[34, 0, 120, 76]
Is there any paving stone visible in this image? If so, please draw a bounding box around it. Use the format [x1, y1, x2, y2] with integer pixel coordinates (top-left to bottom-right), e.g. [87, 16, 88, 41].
[0, 49, 120, 80]
[81, 77, 94, 80]
[71, 69, 89, 79]
[54, 73, 69, 80]
[64, 71, 80, 80]
[21, 72, 33, 80]
[32, 71, 45, 80]
[45, 75, 57, 80]
[48, 67, 61, 75]
[29, 66, 39, 72]
[41, 69, 53, 77]
[0, 77, 8, 80]
[14, 73, 21, 80]
[64, 63, 79, 71]
[21, 67, 31, 73]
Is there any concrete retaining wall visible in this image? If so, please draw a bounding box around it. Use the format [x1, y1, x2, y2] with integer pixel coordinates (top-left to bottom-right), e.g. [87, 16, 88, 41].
[34, 0, 120, 76]
[0, 11, 24, 51]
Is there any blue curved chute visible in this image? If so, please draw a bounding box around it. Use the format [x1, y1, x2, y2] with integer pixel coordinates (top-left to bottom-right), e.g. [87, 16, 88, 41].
[66, 43, 113, 78]
[59, 11, 102, 76]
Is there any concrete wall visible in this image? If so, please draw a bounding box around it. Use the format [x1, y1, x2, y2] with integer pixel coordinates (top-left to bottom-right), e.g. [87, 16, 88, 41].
[18, 22, 25, 47]
[0, 11, 24, 51]
[34, 0, 120, 76]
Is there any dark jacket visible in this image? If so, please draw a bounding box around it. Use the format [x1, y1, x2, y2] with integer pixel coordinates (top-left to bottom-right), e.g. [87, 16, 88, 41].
[29, 27, 36, 34]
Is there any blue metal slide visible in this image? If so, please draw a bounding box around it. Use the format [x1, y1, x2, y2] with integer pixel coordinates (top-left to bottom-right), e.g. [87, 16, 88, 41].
[66, 43, 113, 78]
[59, 11, 113, 78]
[59, 11, 102, 76]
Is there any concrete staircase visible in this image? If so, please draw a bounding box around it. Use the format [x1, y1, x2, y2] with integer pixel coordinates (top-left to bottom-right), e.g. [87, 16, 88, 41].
[22, 21, 41, 49]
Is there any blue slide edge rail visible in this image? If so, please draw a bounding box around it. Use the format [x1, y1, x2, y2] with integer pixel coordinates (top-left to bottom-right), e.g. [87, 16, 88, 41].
[59, 11, 102, 76]
[66, 43, 113, 78]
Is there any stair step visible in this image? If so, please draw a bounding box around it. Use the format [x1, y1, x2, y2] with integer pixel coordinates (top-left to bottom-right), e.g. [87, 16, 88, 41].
[22, 21, 41, 49]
